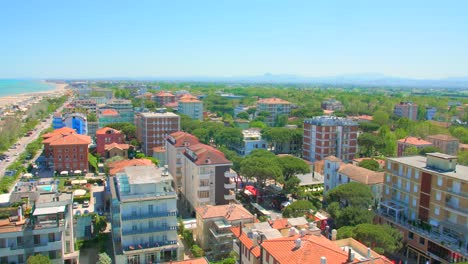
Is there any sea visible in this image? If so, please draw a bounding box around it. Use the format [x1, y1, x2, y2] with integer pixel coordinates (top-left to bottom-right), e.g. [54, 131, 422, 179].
[0, 79, 55, 97]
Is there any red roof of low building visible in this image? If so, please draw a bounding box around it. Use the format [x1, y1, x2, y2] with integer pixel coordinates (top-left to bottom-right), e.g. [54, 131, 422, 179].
[104, 143, 130, 151]
[397, 137, 433, 146]
[185, 143, 231, 165]
[179, 97, 201, 103]
[96, 127, 122, 135]
[49, 133, 91, 146]
[269, 218, 290, 230]
[164, 102, 179, 108]
[156, 91, 175, 97]
[171, 258, 209, 264]
[100, 109, 119, 116]
[257, 97, 291, 104]
[338, 164, 384, 185]
[42, 127, 76, 139]
[195, 204, 254, 222]
[168, 131, 200, 147]
[230, 226, 261, 258]
[153, 146, 166, 153]
[107, 159, 154, 175]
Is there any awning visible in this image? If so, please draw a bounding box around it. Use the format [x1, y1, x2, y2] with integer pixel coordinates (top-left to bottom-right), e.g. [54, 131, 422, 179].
[71, 180, 87, 185]
[73, 189, 87, 197]
[60, 171, 69, 175]
[74, 170, 82, 174]
[33, 206, 65, 216]
[23, 173, 33, 178]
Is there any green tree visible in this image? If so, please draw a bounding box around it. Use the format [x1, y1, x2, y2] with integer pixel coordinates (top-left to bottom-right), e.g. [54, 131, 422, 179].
[418, 146, 441, 155]
[240, 150, 282, 188]
[403, 146, 419, 156]
[358, 159, 380, 171]
[337, 224, 403, 255]
[458, 150, 468, 166]
[27, 254, 52, 264]
[373, 110, 389, 126]
[283, 176, 301, 195]
[335, 207, 374, 227]
[106, 122, 137, 140]
[87, 112, 98, 122]
[277, 155, 310, 181]
[93, 213, 107, 234]
[191, 245, 205, 257]
[358, 133, 384, 157]
[325, 182, 373, 208]
[97, 253, 112, 264]
[249, 121, 267, 129]
[236, 111, 250, 120]
[282, 200, 316, 218]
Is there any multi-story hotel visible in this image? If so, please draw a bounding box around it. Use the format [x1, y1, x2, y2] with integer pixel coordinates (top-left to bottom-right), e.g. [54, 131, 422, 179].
[426, 134, 460, 156]
[256, 98, 291, 126]
[394, 102, 418, 121]
[165, 131, 200, 190]
[104, 99, 135, 124]
[231, 128, 268, 156]
[110, 165, 183, 264]
[378, 153, 468, 263]
[0, 182, 77, 264]
[303, 116, 358, 162]
[135, 111, 180, 156]
[177, 94, 203, 120]
[154, 91, 176, 107]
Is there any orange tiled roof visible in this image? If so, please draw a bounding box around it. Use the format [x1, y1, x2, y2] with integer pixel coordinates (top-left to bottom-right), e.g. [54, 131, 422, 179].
[195, 204, 254, 221]
[168, 131, 200, 147]
[426, 134, 459, 141]
[96, 127, 122, 135]
[49, 133, 91, 146]
[257, 97, 291, 104]
[100, 109, 119, 116]
[179, 94, 197, 100]
[171, 258, 209, 264]
[42, 127, 76, 139]
[107, 159, 154, 175]
[269, 218, 290, 230]
[179, 96, 201, 103]
[104, 142, 130, 151]
[164, 102, 179, 108]
[153, 146, 166, 153]
[185, 143, 231, 165]
[397, 137, 433, 146]
[230, 226, 261, 258]
[156, 91, 175, 97]
[324, 155, 341, 162]
[338, 164, 384, 185]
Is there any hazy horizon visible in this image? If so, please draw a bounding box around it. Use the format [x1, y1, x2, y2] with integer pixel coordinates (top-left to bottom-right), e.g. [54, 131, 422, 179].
[1, 1, 467, 79]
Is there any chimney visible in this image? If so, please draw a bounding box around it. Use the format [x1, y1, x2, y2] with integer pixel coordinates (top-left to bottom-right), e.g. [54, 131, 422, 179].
[252, 232, 259, 246]
[17, 206, 22, 222]
[320, 257, 327, 264]
[367, 247, 371, 258]
[347, 248, 353, 262]
[295, 238, 302, 248]
[331, 229, 337, 241]
[300, 228, 307, 237]
[289, 227, 298, 236]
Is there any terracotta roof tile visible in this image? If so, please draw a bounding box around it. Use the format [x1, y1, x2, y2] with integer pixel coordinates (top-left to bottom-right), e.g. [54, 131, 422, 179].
[257, 97, 291, 104]
[96, 127, 122, 135]
[338, 164, 384, 185]
[167, 132, 200, 147]
[230, 226, 261, 258]
[100, 109, 119, 116]
[48, 133, 91, 146]
[179, 94, 197, 100]
[42, 127, 76, 139]
[185, 143, 231, 165]
[397, 137, 433, 146]
[107, 159, 154, 175]
[156, 91, 175, 97]
[153, 146, 166, 153]
[104, 143, 130, 151]
[269, 218, 290, 230]
[179, 97, 201, 103]
[171, 257, 209, 264]
[324, 155, 342, 162]
[195, 204, 254, 221]
[164, 102, 179, 108]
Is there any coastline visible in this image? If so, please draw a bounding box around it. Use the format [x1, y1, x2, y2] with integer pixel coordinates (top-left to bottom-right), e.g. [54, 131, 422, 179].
[0, 81, 68, 109]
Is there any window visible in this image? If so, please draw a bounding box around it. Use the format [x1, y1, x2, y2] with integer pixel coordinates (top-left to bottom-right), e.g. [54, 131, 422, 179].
[387, 161, 391, 170]
[434, 206, 440, 216]
[198, 191, 209, 199]
[414, 170, 419, 179]
[148, 204, 153, 214]
[437, 176, 443, 186]
[413, 185, 418, 193]
[412, 198, 417, 207]
[436, 191, 441, 201]
[132, 225, 137, 231]
[419, 237, 425, 245]
[386, 175, 391, 182]
[408, 232, 414, 240]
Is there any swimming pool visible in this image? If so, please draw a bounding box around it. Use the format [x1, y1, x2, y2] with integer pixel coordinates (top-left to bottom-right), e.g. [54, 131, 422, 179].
[38, 185, 53, 192]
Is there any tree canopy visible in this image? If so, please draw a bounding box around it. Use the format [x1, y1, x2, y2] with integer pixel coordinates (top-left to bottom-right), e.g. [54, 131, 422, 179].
[282, 200, 316, 218]
[27, 254, 52, 264]
[106, 122, 136, 140]
[240, 150, 282, 188]
[277, 155, 310, 181]
[358, 159, 380, 171]
[325, 182, 373, 208]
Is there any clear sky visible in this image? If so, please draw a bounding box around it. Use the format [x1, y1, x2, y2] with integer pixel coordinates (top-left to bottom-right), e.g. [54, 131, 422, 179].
[1, 0, 467, 79]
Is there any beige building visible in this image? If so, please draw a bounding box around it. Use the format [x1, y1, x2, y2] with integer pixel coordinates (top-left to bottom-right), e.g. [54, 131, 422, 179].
[426, 134, 460, 156]
[104, 142, 130, 159]
[378, 153, 468, 263]
[256, 98, 291, 126]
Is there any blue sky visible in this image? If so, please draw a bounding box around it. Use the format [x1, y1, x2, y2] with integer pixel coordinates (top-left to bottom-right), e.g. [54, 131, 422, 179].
[0, 0, 467, 79]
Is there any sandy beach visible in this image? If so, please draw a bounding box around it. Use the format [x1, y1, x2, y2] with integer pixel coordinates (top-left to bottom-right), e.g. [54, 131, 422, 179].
[0, 81, 69, 109]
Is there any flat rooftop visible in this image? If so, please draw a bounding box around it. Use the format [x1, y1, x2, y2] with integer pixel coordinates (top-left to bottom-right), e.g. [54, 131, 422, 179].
[124, 165, 173, 185]
[388, 155, 468, 181]
[138, 112, 179, 118]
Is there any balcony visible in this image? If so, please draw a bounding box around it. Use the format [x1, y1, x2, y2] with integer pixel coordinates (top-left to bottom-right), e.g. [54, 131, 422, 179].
[445, 201, 468, 215]
[224, 183, 236, 189]
[198, 185, 210, 191]
[199, 197, 210, 203]
[224, 171, 236, 178]
[199, 173, 211, 180]
[121, 210, 178, 221]
[34, 241, 63, 251]
[123, 240, 178, 252]
[122, 225, 178, 236]
[224, 193, 235, 200]
[447, 187, 468, 198]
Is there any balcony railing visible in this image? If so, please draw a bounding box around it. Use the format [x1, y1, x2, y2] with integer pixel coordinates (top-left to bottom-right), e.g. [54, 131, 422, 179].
[224, 172, 236, 178]
[224, 194, 235, 200]
[224, 183, 236, 189]
[122, 225, 178, 236]
[199, 173, 211, 179]
[123, 240, 178, 252]
[121, 210, 178, 221]
[447, 187, 468, 198]
[445, 202, 468, 215]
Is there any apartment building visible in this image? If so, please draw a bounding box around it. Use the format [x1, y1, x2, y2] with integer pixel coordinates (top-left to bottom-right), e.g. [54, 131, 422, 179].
[154, 91, 176, 107]
[323, 156, 384, 204]
[394, 102, 418, 121]
[256, 98, 291, 126]
[231, 128, 268, 156]
[182, 143, 236, 214]
[110, 165, 183, 264]
[426, 134, 460, 156]
[397, 137, 433, 157]
[135, 111, 180, 156]
[195, 204, 254, 260]
[42, 127, 91, 172]
[426, 107, 437, 121]
[321, 98, 344, 111]
[303, 116, 358, 162]
[166, 132, 200, 190]
[104, 99, 134, 124]
[378, 153, 468, 263]
[178, 95, 203, 120]
[96, 127, 125, 155]
[0, 185, 77, 264]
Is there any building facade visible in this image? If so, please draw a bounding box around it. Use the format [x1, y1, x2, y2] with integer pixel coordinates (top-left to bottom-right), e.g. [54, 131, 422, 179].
[110, 165, 183, 264]
[426, 134, 460, 156]
[166, 132, 200, 191]
[178, 95, 203, 120]
[135, 111, 180, 156]
[154, 91, 176, 107]
[394, 102, 418, 121]
[321, 98, 344, 111]
[378, 153, 468, 263]
[426, 107, 437, 121]
[397, 137, 433, 157]
[232, 129, 268, 156]
[303, 116, 358, 162]
[96, 127, 125, 155]
[256, 98, 291, 126]
[105, 99, 135, 124]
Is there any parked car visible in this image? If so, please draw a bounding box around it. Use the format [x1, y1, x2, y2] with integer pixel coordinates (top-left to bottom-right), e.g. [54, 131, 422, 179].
[73, 202, 79, 209]
[83, 200, 90, 208]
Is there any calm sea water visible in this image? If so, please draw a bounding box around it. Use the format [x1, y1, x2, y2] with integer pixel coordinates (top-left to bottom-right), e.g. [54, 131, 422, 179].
[0, 79, 55, 97]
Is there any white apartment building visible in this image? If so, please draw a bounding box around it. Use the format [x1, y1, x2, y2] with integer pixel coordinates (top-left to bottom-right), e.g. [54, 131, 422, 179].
[178, 95, 203, 120]
[232, 128, 268, 156]
[110, 165, 183, 264]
